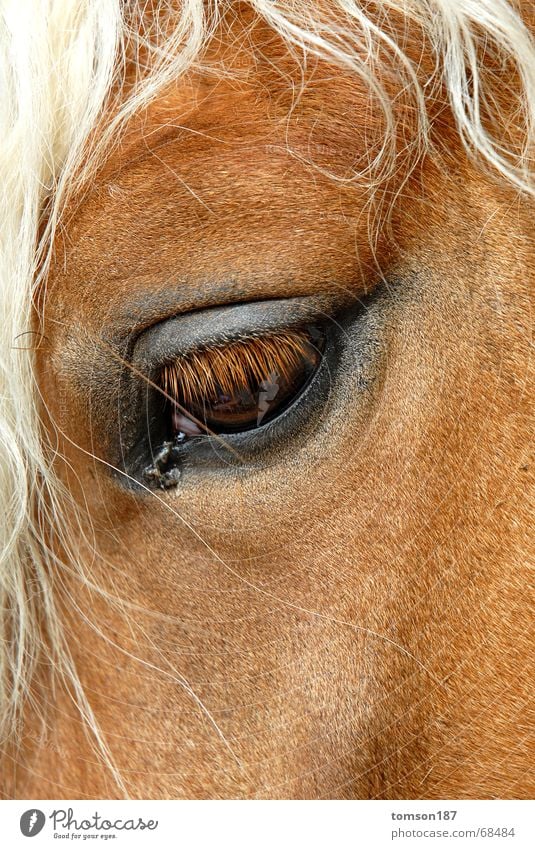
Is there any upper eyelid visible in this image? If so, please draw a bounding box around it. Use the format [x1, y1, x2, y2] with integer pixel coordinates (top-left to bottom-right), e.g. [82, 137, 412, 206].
[130, 296, 332, 376]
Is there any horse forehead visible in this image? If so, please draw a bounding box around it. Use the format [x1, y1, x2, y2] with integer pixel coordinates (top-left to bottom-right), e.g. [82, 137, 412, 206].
[55, 17, 391, 306]
[99, 57, 370, 195]
[50, 68, 379, 329]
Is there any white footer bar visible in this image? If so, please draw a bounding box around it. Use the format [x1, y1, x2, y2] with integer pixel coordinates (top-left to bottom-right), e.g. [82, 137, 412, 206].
[1, 799, 533, 849]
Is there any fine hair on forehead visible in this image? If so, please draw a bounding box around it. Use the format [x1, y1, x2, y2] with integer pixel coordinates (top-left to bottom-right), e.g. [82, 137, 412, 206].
[0, 0, 534, 788]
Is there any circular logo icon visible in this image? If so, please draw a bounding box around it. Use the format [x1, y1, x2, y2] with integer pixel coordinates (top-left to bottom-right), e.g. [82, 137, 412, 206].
[20, 809, 46, 837]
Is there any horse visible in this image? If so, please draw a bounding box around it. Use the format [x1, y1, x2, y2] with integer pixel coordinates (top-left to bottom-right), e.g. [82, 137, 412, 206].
[0, 0, 533, 799]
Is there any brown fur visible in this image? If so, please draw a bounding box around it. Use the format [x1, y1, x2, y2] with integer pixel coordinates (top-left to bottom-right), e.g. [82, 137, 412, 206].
[2, 8, 533, 799]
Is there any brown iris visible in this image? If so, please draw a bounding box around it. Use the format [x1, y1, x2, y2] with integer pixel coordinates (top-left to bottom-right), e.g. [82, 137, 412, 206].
[160, 326, 323, 438]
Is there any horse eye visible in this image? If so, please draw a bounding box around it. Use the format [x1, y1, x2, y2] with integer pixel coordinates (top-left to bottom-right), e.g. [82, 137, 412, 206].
[159, 325, 324, 440]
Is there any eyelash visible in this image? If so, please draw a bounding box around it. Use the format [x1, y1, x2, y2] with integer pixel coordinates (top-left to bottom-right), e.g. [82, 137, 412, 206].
[159, 329, 316, 417]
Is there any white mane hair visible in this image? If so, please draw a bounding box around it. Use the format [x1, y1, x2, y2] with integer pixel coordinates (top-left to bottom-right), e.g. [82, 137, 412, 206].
[1, 0, 534, 771]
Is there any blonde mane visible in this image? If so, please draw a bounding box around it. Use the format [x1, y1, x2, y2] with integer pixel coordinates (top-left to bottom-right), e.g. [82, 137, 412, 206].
[1, 0, 534, 775]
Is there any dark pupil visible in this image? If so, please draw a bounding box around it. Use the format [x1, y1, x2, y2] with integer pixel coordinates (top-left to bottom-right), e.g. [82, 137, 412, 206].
[172, 328, 323, 436]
